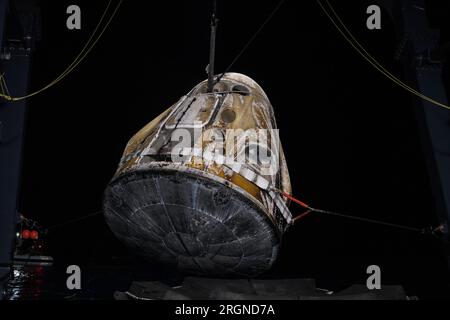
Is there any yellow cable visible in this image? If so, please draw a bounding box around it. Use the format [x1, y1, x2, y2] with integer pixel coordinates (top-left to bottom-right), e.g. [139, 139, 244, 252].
[318, 0, 429, 100]
[0, 0, 122, 102]
[0, 74, 5, 96]
[13, 0, 123, 101]
[319, 0, 430, 100]
[53, 0, 113, 83]
[3, 74, 10, 97]
[317, 0, 450, 111]
[324, 0, 450, 110]
[0, 74, 11, 100]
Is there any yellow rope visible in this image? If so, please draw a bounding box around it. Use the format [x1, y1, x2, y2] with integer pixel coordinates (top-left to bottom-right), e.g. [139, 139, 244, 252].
[53, 0, 113, 84]
[0, 73, 11, 100]
[3, 74, 10, 97]
[0, 74, 5, 97]
[316, 0, 450, 111]
[0, 0, 122, 102]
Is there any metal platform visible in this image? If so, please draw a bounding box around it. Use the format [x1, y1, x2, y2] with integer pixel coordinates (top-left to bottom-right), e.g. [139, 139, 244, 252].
[115, 277, 411, 300]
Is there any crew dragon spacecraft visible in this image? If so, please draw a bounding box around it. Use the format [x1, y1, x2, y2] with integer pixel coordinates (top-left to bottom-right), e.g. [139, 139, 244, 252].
[103, 2, 293, 277]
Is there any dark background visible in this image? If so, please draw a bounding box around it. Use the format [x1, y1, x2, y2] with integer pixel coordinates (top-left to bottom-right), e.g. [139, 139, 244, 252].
[15, 0, 450, 298]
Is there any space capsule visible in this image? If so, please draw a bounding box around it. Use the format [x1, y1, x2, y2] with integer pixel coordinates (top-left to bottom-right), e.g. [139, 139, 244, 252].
[103, 73, 292, 276]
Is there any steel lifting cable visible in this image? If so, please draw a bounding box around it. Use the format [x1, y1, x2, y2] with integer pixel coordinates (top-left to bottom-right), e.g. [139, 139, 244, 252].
[0, 0, 123, 102]
[266, 1, 447, 234]
[275, 189, 445, 235]
[3, 0, 444, 237]
[316, 0, 450, 111]
[46, 210, 103, 230]
[214, 0, 287, 85]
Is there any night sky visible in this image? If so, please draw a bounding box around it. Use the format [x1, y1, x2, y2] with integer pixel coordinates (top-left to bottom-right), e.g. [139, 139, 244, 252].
[15, 0, 450, 298]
